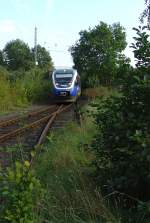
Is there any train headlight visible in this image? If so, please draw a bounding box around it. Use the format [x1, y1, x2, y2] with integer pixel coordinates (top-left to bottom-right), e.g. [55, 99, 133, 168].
[68, 82, 72, 86]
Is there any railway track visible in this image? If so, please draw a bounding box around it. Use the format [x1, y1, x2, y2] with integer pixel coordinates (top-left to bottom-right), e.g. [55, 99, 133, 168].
[0, 103, 74, 168]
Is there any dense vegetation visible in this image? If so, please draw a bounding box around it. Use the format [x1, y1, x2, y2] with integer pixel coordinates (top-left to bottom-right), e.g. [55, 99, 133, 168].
[140, 0, 150, 27]
[89, 25, 150, 222]
[0, 39, 53, 72]
[0, 161, 43, 223]
[69, 9, 150, 221]
[70, 21, 131, 87]
[0, 39, 53, 113]
[1, 117, 122, 223]
[0, 1, 150, 222]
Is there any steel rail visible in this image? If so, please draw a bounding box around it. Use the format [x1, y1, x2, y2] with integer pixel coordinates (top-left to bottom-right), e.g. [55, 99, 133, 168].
[37, 103, 72, 145]
[0, 105, 56, 128]
[0, 106, 61, 143]
[0, 103, 74, 169]
[30, 103, 73, 168]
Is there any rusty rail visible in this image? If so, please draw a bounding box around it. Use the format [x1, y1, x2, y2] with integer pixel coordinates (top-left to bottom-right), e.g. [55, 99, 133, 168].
[0, 103, 74, 169]
[0, 104, 72, 144]
[29, 103, 73, 167]
[37, 103, 72, 145]
[0, 105, 56, 128]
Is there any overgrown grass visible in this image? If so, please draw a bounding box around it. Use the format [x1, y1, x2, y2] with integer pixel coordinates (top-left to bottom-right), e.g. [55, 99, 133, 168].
[0, 69, 28, 113]
[34, 118, 120, 223]
[83, 86, 119, 99]
[0, 67, 52, 114]
[20, 68, 52, 103]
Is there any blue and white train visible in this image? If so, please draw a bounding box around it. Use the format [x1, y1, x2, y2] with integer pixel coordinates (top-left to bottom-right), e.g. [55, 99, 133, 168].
[52, 68, 81, 102]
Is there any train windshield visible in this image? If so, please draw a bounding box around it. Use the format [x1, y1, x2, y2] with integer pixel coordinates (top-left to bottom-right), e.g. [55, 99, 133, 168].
[54, 69, 74, 84]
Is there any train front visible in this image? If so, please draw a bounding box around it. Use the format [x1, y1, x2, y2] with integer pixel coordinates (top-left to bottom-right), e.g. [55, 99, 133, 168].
[52, 68, 80, 102]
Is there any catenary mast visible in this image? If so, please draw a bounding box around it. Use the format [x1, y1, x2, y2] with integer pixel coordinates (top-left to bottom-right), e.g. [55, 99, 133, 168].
[34, 26, 38, 65]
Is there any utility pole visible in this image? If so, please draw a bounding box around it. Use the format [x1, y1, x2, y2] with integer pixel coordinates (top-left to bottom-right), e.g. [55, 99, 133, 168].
[34, 26, 38, 65]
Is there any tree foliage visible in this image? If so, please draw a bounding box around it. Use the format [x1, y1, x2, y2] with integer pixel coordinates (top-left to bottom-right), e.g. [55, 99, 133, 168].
[1, 39, 53, 74]
[140, 0, 150, 28]
[131, 26, 150, 74]
[70, 21, 127, 86]
[0, 50, 4, 66]
[90, 26, 150, 218]
[91, 79, 150, 199]
[32, 44, 53, 70]
[3, 39, 33, 71]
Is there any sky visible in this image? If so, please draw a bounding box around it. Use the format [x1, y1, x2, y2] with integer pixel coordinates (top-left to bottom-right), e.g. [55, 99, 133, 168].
[0, 0, 146, 67]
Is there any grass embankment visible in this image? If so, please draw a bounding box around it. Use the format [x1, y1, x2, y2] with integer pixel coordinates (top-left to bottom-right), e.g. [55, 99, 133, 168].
[83, 86, 119, 99]
[0, 66, 51, 114]
[0, 68, 28, 113]
[0, 88, 121, 222]
[34, 116, 119, 223]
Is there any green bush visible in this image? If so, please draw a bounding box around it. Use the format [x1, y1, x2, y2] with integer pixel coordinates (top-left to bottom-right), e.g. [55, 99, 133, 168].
[21, 68, 52, 103]
[0, 161, 43, 223]
[90, 78, 150, 222]
[0, 67, 28, 112]
[91, 78, 150, 202]
[0, 66, 52, 113]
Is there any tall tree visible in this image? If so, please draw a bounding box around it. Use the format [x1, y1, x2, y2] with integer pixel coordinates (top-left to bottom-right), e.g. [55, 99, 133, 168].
[32, 45, 53, 70]
[70, 22, 127, 86]
[130, 26, 150, 76]
[0, 50, 4, 66]
[90, 23, 150, 209]
[140, 0, 150, 28]
[3, 39, 33, 71]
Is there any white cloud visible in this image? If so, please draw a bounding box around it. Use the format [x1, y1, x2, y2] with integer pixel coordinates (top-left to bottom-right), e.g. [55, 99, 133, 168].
[0, 19, 16, 33]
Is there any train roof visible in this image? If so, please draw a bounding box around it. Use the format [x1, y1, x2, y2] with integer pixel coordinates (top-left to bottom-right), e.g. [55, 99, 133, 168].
[53, 67, 77, 75]
[54, 68, 74, 73]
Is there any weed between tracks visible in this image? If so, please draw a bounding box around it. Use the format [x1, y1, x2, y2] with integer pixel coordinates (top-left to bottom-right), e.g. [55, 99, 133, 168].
[0, 108, 120, 222]
[34, 118, 119, 223]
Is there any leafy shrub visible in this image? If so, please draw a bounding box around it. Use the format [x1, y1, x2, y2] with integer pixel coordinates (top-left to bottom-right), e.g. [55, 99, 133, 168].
[21, 67, 52, 103]
[83, 86, 118, 99]
[0, 67, 28, 112]
[0, 161, 43, 223]
[0, 67, 52, 112]
[91, 78, 150, 202]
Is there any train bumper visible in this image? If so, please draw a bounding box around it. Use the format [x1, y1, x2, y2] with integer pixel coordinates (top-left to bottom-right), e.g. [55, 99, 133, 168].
[52, 87, 80, 102]
[52, 87, 78, 96]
